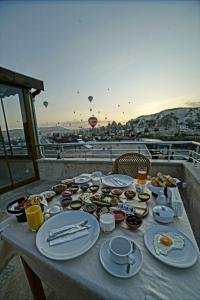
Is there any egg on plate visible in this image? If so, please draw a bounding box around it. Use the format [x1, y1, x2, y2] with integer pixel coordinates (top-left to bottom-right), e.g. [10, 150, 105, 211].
[153, 232, 185, 256]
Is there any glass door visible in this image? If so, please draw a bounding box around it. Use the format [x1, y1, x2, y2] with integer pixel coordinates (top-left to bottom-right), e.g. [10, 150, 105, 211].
[0, 83, 37, 191]
[0, 125, 12, 190]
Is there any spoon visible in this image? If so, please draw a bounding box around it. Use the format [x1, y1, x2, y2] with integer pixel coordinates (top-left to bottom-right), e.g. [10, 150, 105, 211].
[126, 241, 136, 274]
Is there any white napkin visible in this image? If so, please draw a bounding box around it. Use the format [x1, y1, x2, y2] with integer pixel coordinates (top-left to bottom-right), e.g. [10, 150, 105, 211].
[49, 229, 89, 246]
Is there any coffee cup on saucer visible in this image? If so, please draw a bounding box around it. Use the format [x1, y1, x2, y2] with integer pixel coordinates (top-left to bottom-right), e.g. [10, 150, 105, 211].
[109, 236, 135, 265]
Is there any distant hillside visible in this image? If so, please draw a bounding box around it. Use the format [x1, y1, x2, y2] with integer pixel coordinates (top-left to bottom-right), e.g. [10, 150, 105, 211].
[125, 107, 200, 136]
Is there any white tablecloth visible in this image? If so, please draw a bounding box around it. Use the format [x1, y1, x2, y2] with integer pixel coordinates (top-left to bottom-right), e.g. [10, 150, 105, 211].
[0, 184, 200, 300]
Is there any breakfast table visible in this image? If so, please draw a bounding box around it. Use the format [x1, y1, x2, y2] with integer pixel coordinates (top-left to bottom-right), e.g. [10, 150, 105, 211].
[0, 176, 200, 300]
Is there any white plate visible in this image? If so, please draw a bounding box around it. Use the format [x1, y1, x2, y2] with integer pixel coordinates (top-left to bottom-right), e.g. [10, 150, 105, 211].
[102, 174, 133, 188]
[74, 175, 91, 185]
[144, 225, 198, 268]
[99, 239, 142, 278]
[36, 211, 100, 260]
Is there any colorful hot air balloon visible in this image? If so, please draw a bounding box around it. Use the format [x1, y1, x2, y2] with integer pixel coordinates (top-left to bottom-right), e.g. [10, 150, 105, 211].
[88, 96, 93, 103]
[43, 101, 48, 108]
[88, 116, 98, 128]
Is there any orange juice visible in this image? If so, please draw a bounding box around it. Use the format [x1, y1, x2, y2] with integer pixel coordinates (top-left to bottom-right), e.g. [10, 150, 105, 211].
[25, 205, 44, 231]
[137, 168, 147, 185]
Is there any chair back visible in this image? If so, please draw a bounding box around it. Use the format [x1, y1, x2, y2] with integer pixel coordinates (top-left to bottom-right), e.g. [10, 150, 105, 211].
[112, 152, 151, 178]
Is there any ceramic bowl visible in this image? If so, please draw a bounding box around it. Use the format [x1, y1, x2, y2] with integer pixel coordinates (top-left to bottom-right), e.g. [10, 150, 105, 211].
[80, 184, 90, 192]
[70, 200, 82, 210]
[111, 189, 123, 196]
[89, 185, 99, 193]
[61, 178, 75, 187]
[60, 196, 72, 207]
[52, 184, 67, 195]
[113, 210, 125, 223]
[49, 205, 63, 216]
[61, 190, 72, 197]
[82, 203, 97, 214]
[101, 187, 111, 194]
[69, 185, 79, 194]
[126, 215, 142, 230]
[138, 192, 150, 202]
[124, 190, 136, 200]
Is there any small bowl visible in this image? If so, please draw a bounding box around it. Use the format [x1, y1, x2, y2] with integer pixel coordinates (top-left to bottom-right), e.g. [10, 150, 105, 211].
[62, 190, 72, 197]
[113, 210, 125, 223]
[70, 200, 82, 210]
[138, 192, 150, 202]
[82, 203, 97, 214]
[124, 190, 136, 200]
[60, 196, 72, 207]
[69, 185, 79, 194]
[90, 194, 102, 202]
[101, 187, 111, 194]
[49, 205, 63, 216]
[126, 215, 142, 230]
[52, 184, 67, 195]
[111, 189, 123, 196]
[89, 185, 99, 193]
[61, 178, 75, 187]
[80, 184, 90, 192]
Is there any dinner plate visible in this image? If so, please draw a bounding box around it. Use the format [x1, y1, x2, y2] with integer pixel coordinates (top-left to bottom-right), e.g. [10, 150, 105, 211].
[144, 225, 198, 268]
[99, 239, 142, 278]
[36, 211, 100, 260]
[102, 174, 133, 188]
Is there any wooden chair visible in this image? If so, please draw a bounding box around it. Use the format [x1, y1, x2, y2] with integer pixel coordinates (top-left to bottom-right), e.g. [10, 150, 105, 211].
[111, 152, 151, 178]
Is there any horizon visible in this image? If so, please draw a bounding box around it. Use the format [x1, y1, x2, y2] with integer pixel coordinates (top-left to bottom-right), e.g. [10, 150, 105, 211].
[0, 0, 200, 129]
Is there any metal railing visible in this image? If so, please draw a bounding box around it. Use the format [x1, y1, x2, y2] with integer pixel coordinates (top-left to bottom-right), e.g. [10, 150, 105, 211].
[36, 140, 200, 166]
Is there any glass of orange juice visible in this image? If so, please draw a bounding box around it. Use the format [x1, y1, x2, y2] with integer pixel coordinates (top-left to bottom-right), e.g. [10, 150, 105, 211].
[137, 167, 147, 185]
[25, 205, 44, 232]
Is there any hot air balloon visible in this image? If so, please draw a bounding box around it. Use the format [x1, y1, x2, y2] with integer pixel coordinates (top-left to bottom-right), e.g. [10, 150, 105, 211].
[117, 104, 120, 108]
[77, 90, 80, 94]
[90, 108, 92, 112]
[88, 116, 98, 128]
[122, 112, 125, 114]
[88, 96, 93, 103]
[98, 111, 100, 114]
[43, 101, 48, 108]
[128, 101, 131, 104]
[74, 111, 76, 114]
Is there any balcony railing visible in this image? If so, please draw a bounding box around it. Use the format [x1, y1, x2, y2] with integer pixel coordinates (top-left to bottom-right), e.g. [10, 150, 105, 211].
[36, 140, 200, 165]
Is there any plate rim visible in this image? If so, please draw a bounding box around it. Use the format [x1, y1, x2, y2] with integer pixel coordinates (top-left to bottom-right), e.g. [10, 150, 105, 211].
[102, 174, 133, 188]
[99, 239, 143, 278]
[144, 225, 198, 268]
[36, 211, 100, 260]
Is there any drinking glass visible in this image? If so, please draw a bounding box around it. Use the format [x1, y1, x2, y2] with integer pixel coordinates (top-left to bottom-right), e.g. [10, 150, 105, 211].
[25, 205, 44, 231]
[137, 167, 147, 185]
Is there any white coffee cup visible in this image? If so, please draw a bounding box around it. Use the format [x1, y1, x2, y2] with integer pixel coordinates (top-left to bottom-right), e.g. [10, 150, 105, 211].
[109, 236, 135, 265]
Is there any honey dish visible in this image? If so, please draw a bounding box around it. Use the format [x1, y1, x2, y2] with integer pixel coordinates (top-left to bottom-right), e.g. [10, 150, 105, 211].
[89, 185, 99, 193]
[69, 185, 79, 194]
[124, 190, 136, 200]
[126, 215, 142, 230]
[70, 200, 83, 210]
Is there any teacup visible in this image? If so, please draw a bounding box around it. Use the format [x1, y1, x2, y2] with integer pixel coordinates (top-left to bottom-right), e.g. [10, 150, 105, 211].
[109, 236, 135, 265]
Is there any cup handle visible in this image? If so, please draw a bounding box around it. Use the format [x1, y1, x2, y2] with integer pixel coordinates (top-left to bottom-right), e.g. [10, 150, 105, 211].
[128, 253, 135, 265]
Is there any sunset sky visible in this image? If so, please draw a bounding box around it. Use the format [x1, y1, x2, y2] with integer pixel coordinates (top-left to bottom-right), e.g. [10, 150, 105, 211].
[0, 0, 200, 128]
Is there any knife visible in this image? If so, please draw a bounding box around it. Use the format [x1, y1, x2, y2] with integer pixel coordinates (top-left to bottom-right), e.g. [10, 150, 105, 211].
[48, 219, 88, 237]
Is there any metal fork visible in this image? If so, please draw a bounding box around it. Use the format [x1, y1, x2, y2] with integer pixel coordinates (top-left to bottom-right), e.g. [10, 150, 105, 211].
[48, 219, 88, 237]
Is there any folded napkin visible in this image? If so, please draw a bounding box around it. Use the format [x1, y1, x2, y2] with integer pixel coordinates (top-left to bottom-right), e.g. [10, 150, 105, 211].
[49, 229, 89, 247]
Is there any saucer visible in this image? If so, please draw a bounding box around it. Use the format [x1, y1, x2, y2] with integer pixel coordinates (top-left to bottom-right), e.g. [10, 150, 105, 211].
[99, 239, 143, 278]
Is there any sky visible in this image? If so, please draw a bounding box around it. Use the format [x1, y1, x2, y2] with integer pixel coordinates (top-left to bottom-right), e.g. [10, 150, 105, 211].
[0, 0, 200, 129]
